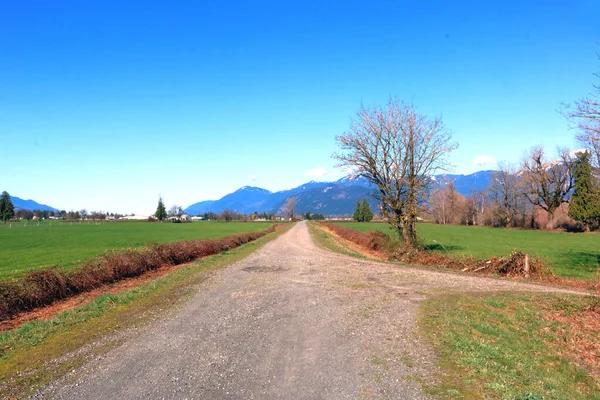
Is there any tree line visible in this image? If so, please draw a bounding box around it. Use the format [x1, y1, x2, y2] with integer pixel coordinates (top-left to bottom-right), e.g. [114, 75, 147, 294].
[335, 52, 600, 246]
[427, 149, 599, 232]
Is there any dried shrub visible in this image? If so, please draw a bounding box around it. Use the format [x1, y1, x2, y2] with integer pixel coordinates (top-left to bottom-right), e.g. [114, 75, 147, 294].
[0, 225, 279, 321]
[322, 223, 392, 252]
[322, 222, 552, 280]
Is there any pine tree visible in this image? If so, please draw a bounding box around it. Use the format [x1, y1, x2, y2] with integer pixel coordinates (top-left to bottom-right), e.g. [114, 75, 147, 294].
[568, 152, 600, 229]
[0, 191, 14, 222]
[361, 199, 374, 222]
[155, 197, 167, 221]
[352, 199, 363, 222]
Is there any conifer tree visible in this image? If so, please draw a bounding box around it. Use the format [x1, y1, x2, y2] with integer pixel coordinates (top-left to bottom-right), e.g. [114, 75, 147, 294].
[568, 152, 600, 229]
[352, 199, 363, 222]
[0, 191, 14, 222]
[155, 197, 167, 221]
[361, 199, 374, 222]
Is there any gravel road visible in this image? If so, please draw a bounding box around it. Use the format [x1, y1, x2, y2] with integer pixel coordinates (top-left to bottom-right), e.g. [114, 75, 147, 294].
[39, 221, 582, 399]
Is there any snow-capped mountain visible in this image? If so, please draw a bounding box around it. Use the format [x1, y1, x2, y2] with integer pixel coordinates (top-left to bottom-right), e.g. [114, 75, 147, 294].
[184, 170, 494, 216]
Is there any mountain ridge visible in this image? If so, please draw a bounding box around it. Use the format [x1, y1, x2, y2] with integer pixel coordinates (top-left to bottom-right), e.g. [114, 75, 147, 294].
[185, 171, 494, 216]
[11, 196, 58, 212]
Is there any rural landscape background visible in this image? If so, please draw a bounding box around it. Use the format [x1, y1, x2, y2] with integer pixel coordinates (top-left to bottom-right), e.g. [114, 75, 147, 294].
[1, 1, 600, 399]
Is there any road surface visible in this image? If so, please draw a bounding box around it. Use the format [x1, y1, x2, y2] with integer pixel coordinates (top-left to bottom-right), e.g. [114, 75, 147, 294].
[39, 221, 578, 399]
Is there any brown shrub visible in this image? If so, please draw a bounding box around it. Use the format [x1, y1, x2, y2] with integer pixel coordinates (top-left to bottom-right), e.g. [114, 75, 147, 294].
[0, 225, 279, 322]
[321, 222, 551, 280]
[322, 223, 392, 252]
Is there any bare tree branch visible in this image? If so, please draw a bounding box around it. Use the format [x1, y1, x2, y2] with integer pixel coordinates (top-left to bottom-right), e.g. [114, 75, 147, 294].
[334, 98, 458, 246]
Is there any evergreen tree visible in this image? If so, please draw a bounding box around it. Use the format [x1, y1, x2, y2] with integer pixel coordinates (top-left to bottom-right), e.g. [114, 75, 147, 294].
[568, 152, 600, 229]
[154, 197, 167, 221]
[0, 191, 14, 222]
[352, 199, 363, 222]
[361, 199, 374, 222]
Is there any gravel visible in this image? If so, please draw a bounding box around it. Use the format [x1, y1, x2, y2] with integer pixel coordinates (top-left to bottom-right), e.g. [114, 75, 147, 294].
[38, 221, 583, 399]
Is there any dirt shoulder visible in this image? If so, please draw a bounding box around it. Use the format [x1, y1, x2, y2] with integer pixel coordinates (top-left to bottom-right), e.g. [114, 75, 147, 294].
[39, 221, 587, 399]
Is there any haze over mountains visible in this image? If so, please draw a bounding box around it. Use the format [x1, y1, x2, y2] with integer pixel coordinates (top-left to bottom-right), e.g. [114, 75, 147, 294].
[184, 170, 494, 216]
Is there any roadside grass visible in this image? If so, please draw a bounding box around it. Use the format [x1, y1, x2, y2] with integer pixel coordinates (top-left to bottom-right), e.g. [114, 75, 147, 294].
[418, 293, 600, 399]
[0, 221, 278, 280]
[307, 222, 368, 259]
[0, 224, 291, 398]
[335, 222, 600, 280]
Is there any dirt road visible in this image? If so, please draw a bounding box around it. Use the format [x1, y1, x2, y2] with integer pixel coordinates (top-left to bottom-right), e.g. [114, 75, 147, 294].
[40, 222, 580, 399]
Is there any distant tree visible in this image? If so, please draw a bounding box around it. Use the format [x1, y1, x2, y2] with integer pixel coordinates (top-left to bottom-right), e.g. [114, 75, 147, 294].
[0, 191, 14, 222]
[66, 210, 81, 220]
[155, 197, 167, 221]
[283, 197, 296, 220]
[17, 209, 33, 220]
[568, 151, 600, 229]
[79, 209, 88, 220]
[222, 209, 233, 222]
[168, 205, 183, 218]
[521, 146, 574, 225]
[90, 211, 106, 220]
[352, 200, 362, 222]
[488, 163, 523, 227]
[311, 213, 325, 220]
[465, 190, 487, 226]
[361, 199, 373, 222]
[334, 98, 458, 247]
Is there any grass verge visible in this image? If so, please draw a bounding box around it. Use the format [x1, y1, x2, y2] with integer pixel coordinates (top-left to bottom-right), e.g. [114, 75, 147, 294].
[418, 293, 600, 399]
[307, 222, 368, 259]
[0, 224, 292, 398]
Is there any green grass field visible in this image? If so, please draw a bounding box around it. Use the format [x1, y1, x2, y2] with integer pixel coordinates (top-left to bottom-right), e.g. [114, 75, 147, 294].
[0, 220, 277, 281]
[419, 294, 600, 399]
[335, 222, 600, 280]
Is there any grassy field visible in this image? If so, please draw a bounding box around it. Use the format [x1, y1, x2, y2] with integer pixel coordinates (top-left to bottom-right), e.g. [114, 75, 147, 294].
[335, 222, 600, 280]
[0, 220, 277, 280]
[0, 224, 291, 398]
[419, 294, 600, 399]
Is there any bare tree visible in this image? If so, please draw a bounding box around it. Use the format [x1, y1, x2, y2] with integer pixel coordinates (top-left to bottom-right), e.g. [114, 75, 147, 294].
[167, 205, 184, 218]
[221, 209, 233, 222]
[429, 179, 466, 225]
[283, 197, 296, 220]
[562, 53, 600, 170]
[521, 147, 574, 224]
[488, 162, 522, 227]
[334, 98, 458, 246]
[429, 187, 449, 224]
[465, 190, 487, 226]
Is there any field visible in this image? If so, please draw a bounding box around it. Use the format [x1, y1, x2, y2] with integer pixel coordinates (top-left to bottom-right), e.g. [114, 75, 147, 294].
[335, 222, 600, 280]
[0, 220, 277, 281]
[419, 293, 600, 399]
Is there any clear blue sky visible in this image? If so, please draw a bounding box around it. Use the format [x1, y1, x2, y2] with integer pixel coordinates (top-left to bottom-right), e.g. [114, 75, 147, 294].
[1, 1, 599, 214]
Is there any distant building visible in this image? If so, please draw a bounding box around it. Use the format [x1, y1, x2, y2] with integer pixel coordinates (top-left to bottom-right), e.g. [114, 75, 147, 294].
[191, 216, 204, 221]
[122, 215, 149, 220]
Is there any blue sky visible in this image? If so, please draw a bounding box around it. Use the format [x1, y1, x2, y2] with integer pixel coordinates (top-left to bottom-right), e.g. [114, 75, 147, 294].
[1, 1, 599, 214]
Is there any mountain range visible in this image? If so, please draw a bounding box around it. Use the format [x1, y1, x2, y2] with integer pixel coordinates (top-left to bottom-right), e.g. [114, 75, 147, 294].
[11, 196, 58, 212]
[184, 170, 494, 216]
